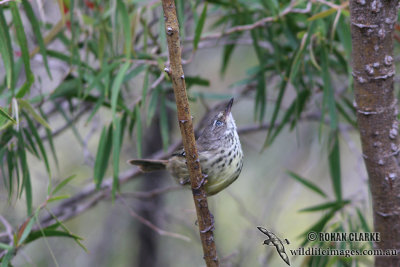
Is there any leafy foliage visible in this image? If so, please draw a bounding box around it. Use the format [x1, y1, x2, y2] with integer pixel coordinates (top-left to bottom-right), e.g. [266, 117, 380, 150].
[0, 0, 370, 266]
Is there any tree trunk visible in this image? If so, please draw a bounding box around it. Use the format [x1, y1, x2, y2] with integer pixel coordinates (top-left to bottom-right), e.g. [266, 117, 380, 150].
[350, 1, 400, 266]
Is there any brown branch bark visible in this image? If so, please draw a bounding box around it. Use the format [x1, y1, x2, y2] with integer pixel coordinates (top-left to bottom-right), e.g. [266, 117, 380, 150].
[350, 1, 400, 266]
[161, 1, 219, 266]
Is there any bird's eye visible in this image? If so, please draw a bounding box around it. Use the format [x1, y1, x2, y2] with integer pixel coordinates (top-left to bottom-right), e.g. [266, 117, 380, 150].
[215, 120, 223, 126]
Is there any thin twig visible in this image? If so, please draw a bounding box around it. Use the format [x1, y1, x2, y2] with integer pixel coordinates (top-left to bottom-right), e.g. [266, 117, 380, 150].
[187, 1, 311, 42]
[118, 195, 191, 242]
[119, 185, 182, 200]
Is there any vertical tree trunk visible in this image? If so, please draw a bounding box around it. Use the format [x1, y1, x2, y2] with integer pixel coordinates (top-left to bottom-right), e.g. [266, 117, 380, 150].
[350, 1, 400, 265]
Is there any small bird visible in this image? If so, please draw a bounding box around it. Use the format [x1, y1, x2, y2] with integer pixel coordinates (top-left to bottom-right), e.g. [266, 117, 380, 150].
[128, 98, 243, 196]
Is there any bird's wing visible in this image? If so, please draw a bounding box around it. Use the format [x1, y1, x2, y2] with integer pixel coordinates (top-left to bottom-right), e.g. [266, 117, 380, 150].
[171, 148, 185, 157]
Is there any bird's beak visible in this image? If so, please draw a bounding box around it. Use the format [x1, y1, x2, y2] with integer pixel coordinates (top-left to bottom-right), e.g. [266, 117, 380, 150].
[224, 98, 234, 117]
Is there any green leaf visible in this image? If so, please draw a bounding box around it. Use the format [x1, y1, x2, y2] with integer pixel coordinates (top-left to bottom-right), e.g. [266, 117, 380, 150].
[356, 208, 371, 233]
[0, 107, 16, 124]
[52, 175, 77, 195]
[307, 8, 337, 22]
[22, 128, 40, 158]
[6, 150, 15, 197]
[25, 113, 51, 177]
[21, 0, 52, 79]
[135, 105, 142, 158]
[146, 88, 159, 125]
[300, 209, 337, 246]
[112, 117, 122, 200]
[0, 7, 15, 90]
[141, 67, 149, 105]
[123, 64, 147, 83]
[193, 2, 208, 51]
[0, 248, 14, 267]
[185, 76, 210, 87]
[265, 90, 310, 146]
[336, 101, 357, 128]
[329, 134, 342, 201]
[0, 242, 13, 250]
[111, 62, 130, 121]
[18, 99, 51, 130]
[40, 110, 58, 168]
[17, 216, 36, 246]
[84, 61, 120, 100]
[17, 131, 32, 215]
[47, 195, 71, 203]
[287, 171, 327, 198]
[321, 47, 338, 130]
[221, 43, 236, 76]
[299, 200, 350, 212]
[117, 0, 131, 59]
[24, 229, 83, 245]
[94, 126, 113, 188]
[10, 1, 34, 98]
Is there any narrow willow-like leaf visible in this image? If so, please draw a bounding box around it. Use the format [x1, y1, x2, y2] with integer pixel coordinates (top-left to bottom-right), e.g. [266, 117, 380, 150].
[10, 1, 34, 98]
[25, 229, 83, 245]
[94, 126, 113, 188]
[307, 8, 336, 22]
[356, 208, 371, 233]
[299, 200, 350, 213]
[17, 131, 32, 215]
[22, 0, 52, 79]
[117, 0, 131, 59]
[0, 107, 16, 123]
[46, 49, 93, 71]
[111, 62, 130, 121]
[0, 242, 13, 250]
[299, 209, 337, 246]
[52, 175, 77, 195]
[287, 171, 327, 198]
[337, 15, 352, 62]
[42, 208, 88, 252]
[185, 76, 210, 87]
[147, 88, 159, 125]
[17, 216, 36, 246]
[135, 105, 142, 158]
[336, 101, 357, 128]
[25, 113, 51, 177]
[322, 45, 338, 130]
[84, 61, 120, 99]
[221, 43, 236, 76]
[176, 0, 185, 39]
[112, 117, 121, 200]
[50, 78, 80, 100]
[266, 90, 310, 146]
[18, 99, 51, 130]
[0, 6, 15, 90]
[160, 91, 169, 151]
[141, 67, 149, 106]
[47, 195, 71, 203]
[0, 248, 14, 267]
[193, 2, 208, 51]
[329, 134, 342, 201]
[22, 128, 40, 158]
[123, 64, 147, 83]
[6, 149, 14, 197]
[40, 109, 59, 168]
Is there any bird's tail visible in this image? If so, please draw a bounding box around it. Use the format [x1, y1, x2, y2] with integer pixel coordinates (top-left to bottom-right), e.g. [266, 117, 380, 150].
[128, 159, 168, 172]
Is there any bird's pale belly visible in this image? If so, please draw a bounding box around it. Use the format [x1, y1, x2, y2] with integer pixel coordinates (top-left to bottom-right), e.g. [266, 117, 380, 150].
[167, 137, 243, 195]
